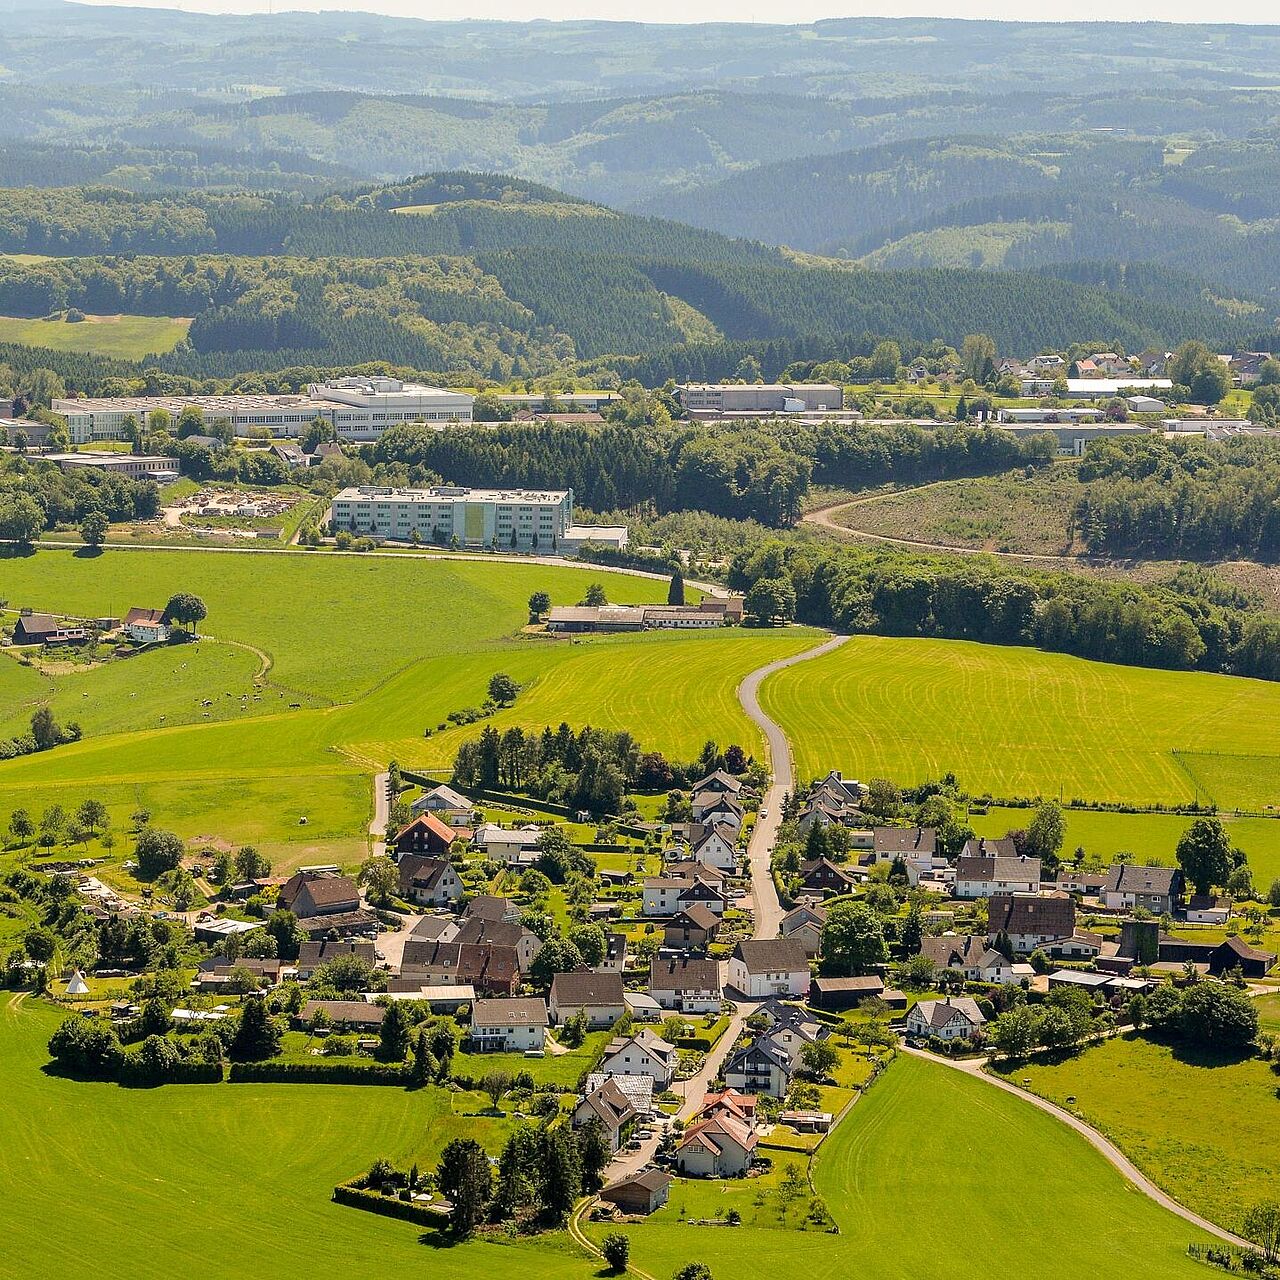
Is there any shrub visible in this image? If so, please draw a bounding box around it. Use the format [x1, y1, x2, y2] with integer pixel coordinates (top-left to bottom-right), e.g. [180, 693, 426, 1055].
[601, 1233, 630, 1272]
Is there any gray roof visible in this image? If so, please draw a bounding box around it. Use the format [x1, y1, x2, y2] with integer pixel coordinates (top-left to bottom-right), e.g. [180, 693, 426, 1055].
[551, 970, 625, 1007]
[956, 854, 1041, 884]
[733, 938, 809, 974]
[649, 955, 721, 991]
[909, 997, 985, 1031]
[1104, 864, 1181, 896]
[472, 997, 548, 1028]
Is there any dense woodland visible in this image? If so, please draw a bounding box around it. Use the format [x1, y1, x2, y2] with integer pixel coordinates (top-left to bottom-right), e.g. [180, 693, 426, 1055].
[0, 457, 159, 543]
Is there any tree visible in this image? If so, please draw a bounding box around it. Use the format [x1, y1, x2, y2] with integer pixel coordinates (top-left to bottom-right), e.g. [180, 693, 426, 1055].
[437, 1137, 492, 1236]
[798, 1039, 839, 1079]
[1176, 817, 1236, 895]
[265, 909, 304, 961]
[230, 995, 281, 1061]
[529, 936, 583, 991]
[234, 845, 271, 881]
[582, 582, 608, 607]
[1178, 982, 1258, 1050]
[673, 1265, 714, 1280]
[528, 590, 551, 619]
[567, 922, 607, 968]
[1242, 1201, 1280, 1265]
[38, 802, 66, 846]
[900, 904, 924, 956]
[577, 1116, 611, 1191]
[8, 808, 34, 845]
[1025, 801, 1065, 871]
[601, 1233, 631, 1272]
[75, 798, 108, 834]
[79, 510, 109, 547]
[377, 1000, 413, 1061]
[162, 592, 207, 633]
[1269, 879, 1280, 909]
[988, 1004, 1042, 1061]
[48, 1016, 123, 1076]
[31, 707, 62, 753]
[539, 1126, 584, 1223]
[481, 1068, 513, 1110]
[744, 576, 796, 625]
[961, 333, 997, 382]
[667, 569, 685, 605]
[820, 900, 887, 976]
[411, 1025, 440, 1085]
[358, 855, 399, 907]
[488, 672, 520, 705]
[135, 826, 184, 879]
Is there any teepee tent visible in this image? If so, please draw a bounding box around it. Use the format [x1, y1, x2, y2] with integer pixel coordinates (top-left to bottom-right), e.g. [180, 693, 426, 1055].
[66, 970, 90, 997]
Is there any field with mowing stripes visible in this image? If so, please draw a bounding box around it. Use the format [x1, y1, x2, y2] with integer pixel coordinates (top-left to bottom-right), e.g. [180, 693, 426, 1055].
[0, 313, 190, 358]
[761, 635, 1280, 809]
[0, 998, 589, 1280]
[588, 1053, 1209, 1280]
[0, 549, 808, 867]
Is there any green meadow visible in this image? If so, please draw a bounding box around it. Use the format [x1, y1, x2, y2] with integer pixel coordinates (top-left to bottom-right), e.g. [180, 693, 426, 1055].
[998, 1033, 1280, 1233]
[0, 548, 809, 867]
[588, 1052, 1209, 1280]
[762, 634, 1280, 810]
[0, 313, 190, 358]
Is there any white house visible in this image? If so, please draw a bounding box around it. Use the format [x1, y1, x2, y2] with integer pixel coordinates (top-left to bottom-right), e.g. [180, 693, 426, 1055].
[690, 823, 738, 873]
[649, 955, 722, 1014]
[677, 1113, 757, 1178]
[986, 894, 1076, 955]
[779, 903, 827, 957]
[953, 850, 1041, 899]
[573, 1078, 639, 1152]
[905, 997, 986, 1042]
[123, 606, 171, 644]
[468, 997, 548, 1052]
[727, 939, 810, 999]
[690, 791, 744, 830]
[598, 1028, 677, 1089]
[548, 970, 626, 1028]
[472, 823, 541, 865]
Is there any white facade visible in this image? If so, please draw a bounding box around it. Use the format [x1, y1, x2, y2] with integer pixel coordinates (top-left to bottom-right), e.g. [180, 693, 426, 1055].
[329, 485, 572, 550]
[691, 829, 738, 872]
[727, 957, 809, 999]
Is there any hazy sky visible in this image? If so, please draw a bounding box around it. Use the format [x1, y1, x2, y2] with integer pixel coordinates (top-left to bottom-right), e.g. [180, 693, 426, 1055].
[73, 0, 1280, 26]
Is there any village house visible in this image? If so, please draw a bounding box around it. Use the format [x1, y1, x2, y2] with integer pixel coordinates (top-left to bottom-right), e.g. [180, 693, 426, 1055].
[905, 996, 986, 1042]
[1055, 869, 1110, 897]
[468, 997, 549, 1052]
[472, 823, 542, 864]
[919, 934, 1031, 984]
[642, 869, 726, 918]
[663, 903, 721, 949]
[10, 613, 90, 647]
[986, 894, 1076, 955]
[390, 812, 457, 857]
[195, 956, 284, 990]
[464, 894, 521, 924]
[399, 940, 520, 996]
[1184, 894, 1232, 926]
[549, 970, 626, 1027]
[677, 1113, 758, 1178]
[597, 932, 629, 974]
[696, 1087, 757, 1130]
[410, 783, 475, 827]
[599, 1027, 678, 1089]
[598, 1168, 673, 1215]
[779, 902, 827, 956]
[454, 916, 541, 970]
[278, 870, 361, 919]
[690, 769, 742, 798]
[1103, 864, 1184, 915]
[862, 827, 945, 884]
[573, 1078, 639, 1152]
[796, 856, 858, 897]
[122, 606, 171, 644]
[299, 999, 385, 1031]
[953, 850, 1042, 899]
[689, 823, 739, 873]
[723, 1032, 795, 1097]
[691, 791, 745, 830]
[395, 855, 463, 907]
[649, 955, 723, 1014]
[727, 939, 811, 998]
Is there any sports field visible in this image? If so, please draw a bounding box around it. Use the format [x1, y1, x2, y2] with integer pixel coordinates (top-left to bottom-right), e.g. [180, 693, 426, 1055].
[761, 634, 1280, 809]
[589, 1053, 1209, 1280]
[0, 549, 811, 867]
[0, 313, 190, 358]
[0, 997, 592, 1280]
[999, 1033, 1280, 1233]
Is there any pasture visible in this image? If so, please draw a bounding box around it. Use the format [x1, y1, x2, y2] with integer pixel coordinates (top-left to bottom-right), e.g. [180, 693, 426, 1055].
[0, 548, 808, 866]
[998, 1033, 1280, 1233]
[761, 634, 1280, 810]
[591, 1052, 1209, 1280]
[0, 313, 190, 358]
[0, 998, 592, 1280]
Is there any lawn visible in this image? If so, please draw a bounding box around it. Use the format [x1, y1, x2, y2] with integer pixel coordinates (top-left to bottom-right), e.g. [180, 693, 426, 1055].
[0, 548, 806, 868]
[971, 806, 1280, 888]
[762, 634, 1280, 809]
[994, 1032, 1280, 1234]
[592, 1053, 1209, 1280]
[0, 313, 190, 358]
[0, 997, 595, 1280]
[451, 1028, 612, 1089]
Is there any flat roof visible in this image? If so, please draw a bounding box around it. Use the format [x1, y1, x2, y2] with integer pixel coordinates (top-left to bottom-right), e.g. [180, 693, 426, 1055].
[334, 485, 569, 504]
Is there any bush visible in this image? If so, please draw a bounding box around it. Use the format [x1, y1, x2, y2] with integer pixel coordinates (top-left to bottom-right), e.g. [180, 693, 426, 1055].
[227, 1061, 413, 1085]
[48, 1015, 124, 1076]
[601, 1233, 630, 1272]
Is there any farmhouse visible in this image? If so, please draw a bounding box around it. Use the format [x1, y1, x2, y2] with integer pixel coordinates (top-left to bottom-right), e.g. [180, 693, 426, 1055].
[399, 940, 520, 995]
[986, 894, 1077, 954]
[454, 917, 541, 970]
[549, 970, 626, 1027]
[1103, 864, 1184, 915]
[390, 812, 456, 857]
[649, 955, 723, 1013]
[122, 607, 171, 644]
[920, 934, 1028, 983]
[395, 855, 463, 907]
[905, 997, 986, 1042]
[727, 939, 810, 998]
[411, 784, 475, 827]
[295, 939, 376, 981]
[468, 997, 548, 1052]
[278, 871, 360, 919]
[10, 613, 90, 647]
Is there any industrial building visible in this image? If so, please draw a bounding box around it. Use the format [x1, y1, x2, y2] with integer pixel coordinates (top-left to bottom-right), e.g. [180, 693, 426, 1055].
[51, 376, 474, 446]
[45, 452, 181, 481]
[327, 484, 626, 551]
[678, 383, 843, 417]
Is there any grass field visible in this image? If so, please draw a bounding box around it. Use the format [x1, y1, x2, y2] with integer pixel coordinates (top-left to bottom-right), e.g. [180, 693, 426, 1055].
[0, 548, 809, 866]
[971, 806, 1280, 887]
[832, 466, 1085, 555]
[591, 1053, 1209, 1280]
[762, 634, 1280, 810]
[0, 313, 190, 358]
[0, 997, 595, 1280]
[996, 1033, 1280, 1233]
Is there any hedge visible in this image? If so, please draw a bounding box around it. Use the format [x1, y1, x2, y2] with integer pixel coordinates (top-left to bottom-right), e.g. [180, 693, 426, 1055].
[118, 1059, 224, 1086]
[228, 1061, 413, 1086]
[332, 1182, 448, 1227]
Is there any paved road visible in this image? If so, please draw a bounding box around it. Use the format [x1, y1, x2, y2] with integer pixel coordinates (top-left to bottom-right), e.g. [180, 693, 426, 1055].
[601, 633, 850, 1184]
[369, 771, 389, 858]
[903, 1045, 1254, 1250]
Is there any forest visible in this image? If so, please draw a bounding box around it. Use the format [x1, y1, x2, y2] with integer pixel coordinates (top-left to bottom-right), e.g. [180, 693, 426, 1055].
[0, 456, 159, 543]
[1073, 431, 1280, 562]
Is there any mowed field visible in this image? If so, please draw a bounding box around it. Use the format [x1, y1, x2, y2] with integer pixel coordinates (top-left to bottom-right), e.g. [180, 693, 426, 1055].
[999, 1033, 1280, 1233]
[0, 549, 810, 867]
[0, 313, 190, 358]
[0, 997, 594, 1280]
[591, 1053, 1209, 1280]
[761, 635, 1280, 809]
